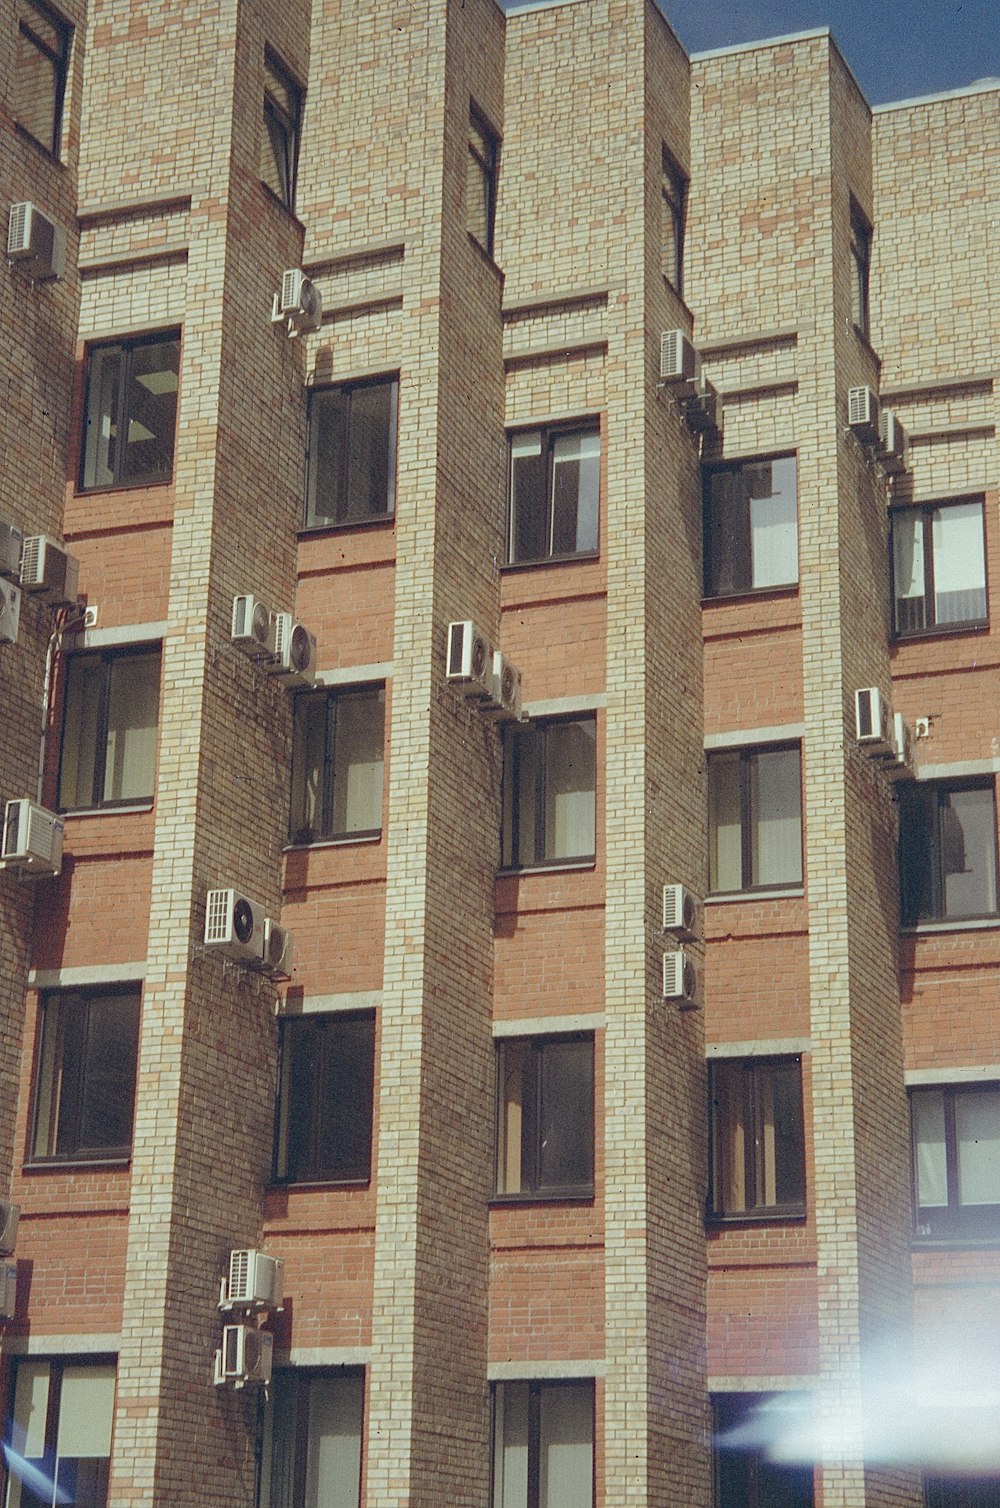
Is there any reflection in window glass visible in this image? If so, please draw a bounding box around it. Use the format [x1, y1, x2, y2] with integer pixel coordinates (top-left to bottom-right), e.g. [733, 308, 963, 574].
[262, 49, 302, 209]
[14, 0, 70, 155]
[703, 456, 797, 597]
[501, 717, 596, 868]
[892, 500, 987, 635]
[290, 685, 384, 844]
[708, 745, 802, 893]
[899, 782, 998, 925]
[508, 427, 600, 564]
[81, 335, 180, 490]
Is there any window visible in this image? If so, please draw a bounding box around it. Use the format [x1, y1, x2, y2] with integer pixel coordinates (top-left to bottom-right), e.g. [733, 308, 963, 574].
[925, 1476, 1000, 1508]
[709, 1058, 805, 1219]
[507, 425, 600, 565]
[14, 0, 70, 155]
[891, 499, 987, 636]
[262, 49, 302, 209]
[274, 1012, 375, 1185]
[260, 1369, 363, 1508]
[290, 685, 384, 845]
[898, 782, 998, 926]
[495, 1036, 594, 1200]
[850, 197, 872, 337]
[911, 1084, 1000, 1239]
[708, 745, 802, 894]
[501, 717, 596, 870]
[703, 455, 798, 598]
[491, 1380, 594, 1508]
[80, 333, 180, 491]
[660, 146, 688, 293]
[306, 377, 398, 528]
[30, 988, 140, 1163]
[468, 106, 498, 256]
[3, 1358, 116, 1508]
[713, 1393, 814, 1508]
[58, 647, 161, 810]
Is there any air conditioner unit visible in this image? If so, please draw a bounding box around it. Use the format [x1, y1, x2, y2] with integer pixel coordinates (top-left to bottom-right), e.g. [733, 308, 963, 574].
[7, 201, 65, 281]
[683, 375, 723, 436]
[659, 329, 701, 390]
[0, 1264, 16, 1322]
[854, 686, 893, 757]
[884, 711, 915, 782]
[0, 581, 21, 646]
[204, 888, 266, 964]
[662, 883, 700, 940]
[0, 800, 63, 876]
[879, 409, 909, 475]
[264, 613, 317, 687]
[271, 269, 323, 336]
[214, 1325, 273, 1387]
[485, 650, 522, 720]
[221, 1249, 284, 1310]
[260, 918, 293, 981]
[848, 385, 880, 442]
[446, 619, 495, 697]
[662, 949, 698, 1007]
[231, 594, 272, 657]
[0, 1202, 20, 1258]
[0, 518, 23, 581]
[20, 536, 79, 608]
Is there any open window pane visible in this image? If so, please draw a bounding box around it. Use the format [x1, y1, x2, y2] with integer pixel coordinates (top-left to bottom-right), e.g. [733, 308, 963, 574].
[262, 50, 301, 209]
[468, 108, 498, 255]
[15, 0, 70, 155]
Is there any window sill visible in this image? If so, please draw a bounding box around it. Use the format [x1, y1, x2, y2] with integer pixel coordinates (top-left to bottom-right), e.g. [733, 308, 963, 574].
[706, 886, 804, 904]
[14, 121, 65, 167]
[892, 619, 988, 643]
[701, 583, 799, 606]
[283, 831, 382, 852]
[76, 477, 174, 498]
[490, 1190, 595, 1208]
[61, 802, 154, 818]
[901, 915, 1000, 936]
[706, 1209, 807, 1227]
[497, 857, 596, 877]
[298, 514, 394, 537]
[24, 1155, 132, 1172]
[270, 1175, 371, 1191]
[913, 1232, 1000, 1249]
[502, 551, 600, 573]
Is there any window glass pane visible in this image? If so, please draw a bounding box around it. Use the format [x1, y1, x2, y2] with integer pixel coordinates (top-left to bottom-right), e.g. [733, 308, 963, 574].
[704, 471, 751, 596]
[538, 1040, 593, 1191]
[290, 694, 328, 843]
[514, 725, 540, 865]
[544, 720, 596, 860]
[509, 432, 547, 564]
[15, 23, 59, 149]
[912, 1090, 948, 1208]
[711, 1061, 746, 1214]
[9, 1360, 50, 1462]
[103, 652, 160, 801]
[467, 149, 491, 249]
[497, 1040, 526, 1195]
[123, 339, 179, 485]
[493, 1384, 529, 1508]
[304, 1374, 363, 1508]
[708, 752, 742, 893]
[933, 502, 986, 625]
[57, 1366, 115, 1458]
[748, 457, 797, 589]
[344, 381, 396, 520]
[331, 689, 385, 835]
[942, 787, 996, 918]
[539, 1384, 593, 1508]
[77, 994, 139, 1153]
[59, 655, 103, 808]
[82, 346, 122, 489]
[307, 388, 349, 526]
[955, 1092, 1000, 1207]
[767, 1061, 805, 1206]
[893, 512, 926, 633]
[751, 747, 802, 887]
[316, 1016, 374, 1180]
[550, 433, 600, 555]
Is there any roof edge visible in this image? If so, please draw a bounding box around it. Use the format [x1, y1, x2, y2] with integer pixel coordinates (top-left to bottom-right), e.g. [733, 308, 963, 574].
[873, 77, 1000, 113]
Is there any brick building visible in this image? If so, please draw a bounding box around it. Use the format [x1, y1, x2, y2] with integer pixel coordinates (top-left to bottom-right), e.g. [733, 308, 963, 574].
[0, 0, 997, 1502]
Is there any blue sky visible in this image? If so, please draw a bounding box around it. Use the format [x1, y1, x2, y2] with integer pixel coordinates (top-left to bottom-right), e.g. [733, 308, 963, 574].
[658, 0, 998, 105]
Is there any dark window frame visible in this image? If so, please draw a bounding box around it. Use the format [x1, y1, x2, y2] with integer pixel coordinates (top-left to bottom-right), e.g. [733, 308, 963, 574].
[262, 1366, 364, 1508]
[468, 104, 499, 257]
[702, 453, 799, 600]
[500, 714, 597, 872]
[262, 47, 302, 211]
[890, 497, 988, 639]
[78, 329, 181, 493]
[304, 375, 399, 530]
[660, 144, 688, 294]
[57, 644, 162, 812]
[272, 1011, 375, 1187]
[898, 779, 999, 927]
[506, 421, 602, 567]
[707, 742, 803, 895]
[493, 1033, 595, 1203]
[15, 0, 71, 157]
[490, 1378, 595, 1508]
[712, 1392, 815, 1508]
[289, 682, 385, 846]
[4, 1355, 117, 1508]
[850, 196, 872, 339]
[708, 1056, 806, 1223]
[910, 1083, 1000, 1243]
[29, 987, 141, 1166]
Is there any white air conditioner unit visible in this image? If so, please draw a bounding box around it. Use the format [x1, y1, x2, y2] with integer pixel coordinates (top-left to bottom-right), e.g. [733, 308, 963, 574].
[0, 580, 21, 646]
[0, 518, 23, 581]
[204, 888, 266, 964]
[683, 375, 723, 436]
[0, 1202, 20, 1258]
[659, 329, 701, 391]
[884, 711, 915, 782]
[271, 269, 323, 336]
[20, 536, 79, 608]
[7, 201, 65, 281]
[485, 650, 522, 720]
[214, 1325, 273, 1387]
[260, 919, 293, 981]
[878, 409, 909, 476]
[446, 620, 495, 697]
[662, 883, 700, 940]
[231, 594, 272, 657]
[0, 1264, 16, 1322]
[662, 949, 698, 1007]
[854, 686, 893, 757]
[848, 385, 880, 442]
[221, 1249, 284, 1311]
[0, 800, 63, 876]
[264, 613, 317, 687]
